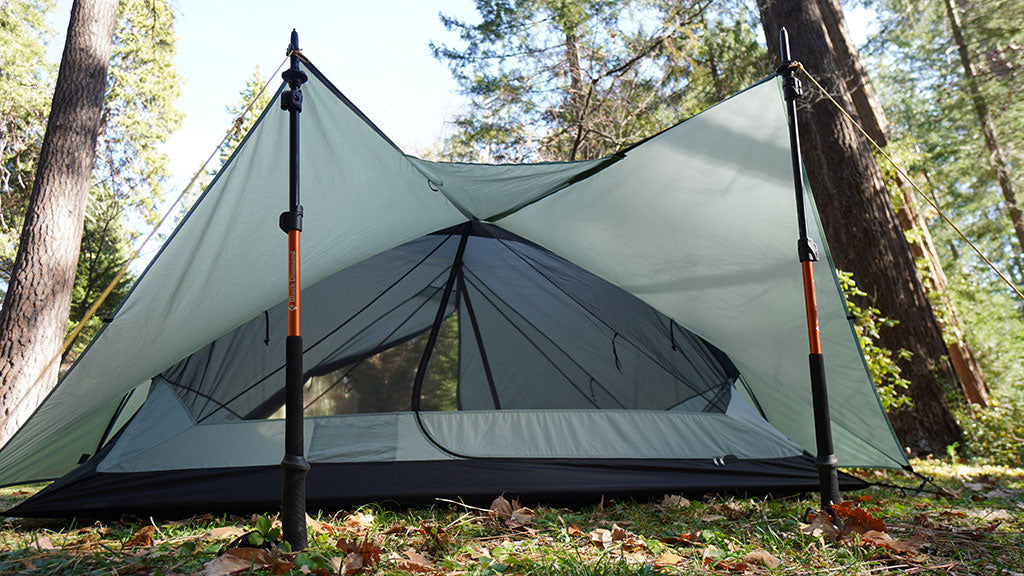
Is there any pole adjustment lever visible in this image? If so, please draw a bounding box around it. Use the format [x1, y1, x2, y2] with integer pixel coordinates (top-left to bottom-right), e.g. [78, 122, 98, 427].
[798, 237, 819, 262]
[279, 205, 303, 233]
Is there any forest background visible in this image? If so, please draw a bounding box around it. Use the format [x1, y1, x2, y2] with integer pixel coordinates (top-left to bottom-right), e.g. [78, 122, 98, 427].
[0, 0, 1022, 464]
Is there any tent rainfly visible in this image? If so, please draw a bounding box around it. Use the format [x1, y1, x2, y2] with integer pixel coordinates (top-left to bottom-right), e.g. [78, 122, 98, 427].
[0, 53, 908, 517]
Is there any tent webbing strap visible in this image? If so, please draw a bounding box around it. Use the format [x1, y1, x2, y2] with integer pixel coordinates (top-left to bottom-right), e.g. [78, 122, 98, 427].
[412, 225, 470, 412]
[457, 270, 501, 410]
[794, 63, 1024, 303]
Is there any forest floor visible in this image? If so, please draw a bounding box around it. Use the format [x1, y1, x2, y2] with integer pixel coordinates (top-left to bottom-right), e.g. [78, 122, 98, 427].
[0, 459, 1020, 575]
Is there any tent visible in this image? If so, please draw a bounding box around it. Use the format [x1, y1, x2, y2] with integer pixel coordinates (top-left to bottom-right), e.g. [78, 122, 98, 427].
[0, 57, 908, 517]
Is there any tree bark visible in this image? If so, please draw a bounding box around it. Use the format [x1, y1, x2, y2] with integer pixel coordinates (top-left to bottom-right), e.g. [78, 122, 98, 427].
[942, 0, 1024, 259]
[756, 0, 963, 454]
[565, 30, 587, 161]
[816, 0, 989, 407]
[0, 0, 118, 446]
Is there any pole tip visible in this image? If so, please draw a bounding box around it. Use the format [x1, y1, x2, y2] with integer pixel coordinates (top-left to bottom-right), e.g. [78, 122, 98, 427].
[290, 29, 299, 52]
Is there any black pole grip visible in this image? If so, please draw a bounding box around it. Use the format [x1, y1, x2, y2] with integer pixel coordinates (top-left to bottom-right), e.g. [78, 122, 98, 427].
[809, 352, 841, 511]
[281, 334, 309, 550]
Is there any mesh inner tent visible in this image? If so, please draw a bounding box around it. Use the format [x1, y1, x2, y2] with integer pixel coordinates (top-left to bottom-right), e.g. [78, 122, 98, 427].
[160, 222, 737, 422]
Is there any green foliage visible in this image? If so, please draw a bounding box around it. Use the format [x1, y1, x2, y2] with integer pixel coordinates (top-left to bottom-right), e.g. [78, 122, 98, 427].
[248, 514, 281, 546]
[864, 0, 1024, 397]
[0, 0, 54, 290]
[432, 0, 765, 162]
[956, 395, 1024, 466]
[838, 270, 913, 411]
[0, 0, 183, 364]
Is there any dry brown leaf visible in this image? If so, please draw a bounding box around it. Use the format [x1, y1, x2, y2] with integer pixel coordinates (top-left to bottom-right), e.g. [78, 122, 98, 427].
[337, 538, 382, 568]
[123, 525, 155, 548]
[207, 526, 248, 540]
[305, 514, 333, 534]
[860, 530, 927, 554]
[506, 507, 534, 530]
[589, 528, 612, 549]
[566, 524, 585, 537]
[800, 511, 840, 541]
[743, 549, 781, 569]
[660, 494, 691, 509]
[660, 530, 700, 546]
[341, 512, 374, 536]
[201, 547, 275, 576]
[340, 552, 363, 575]
[395, 548, 435, 572]
[833, 501, 886, 534]
[655, 551, 684, 567]
[33, 534, 55, 550]
[269, 559, 294, 575]
[489, 495, 513, 518]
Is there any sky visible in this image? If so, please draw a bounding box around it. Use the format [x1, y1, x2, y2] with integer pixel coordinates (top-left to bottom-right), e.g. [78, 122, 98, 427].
[49, 0, 480, 195]
[45, 1, 876, 222]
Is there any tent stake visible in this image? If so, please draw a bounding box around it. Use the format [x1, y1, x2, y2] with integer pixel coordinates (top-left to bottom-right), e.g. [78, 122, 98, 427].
[777, 27, 842, 516]
[280, 28, 309, 551]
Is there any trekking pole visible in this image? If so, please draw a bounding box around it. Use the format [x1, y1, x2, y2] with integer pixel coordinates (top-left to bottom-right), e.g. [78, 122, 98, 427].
[280, 28, 309, 550]
[777, 27, 842, 516]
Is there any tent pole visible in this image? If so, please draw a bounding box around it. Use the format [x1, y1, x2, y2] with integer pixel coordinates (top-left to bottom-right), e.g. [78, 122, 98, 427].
[777, 27, 842, 516]
[280, 28, 309, 551]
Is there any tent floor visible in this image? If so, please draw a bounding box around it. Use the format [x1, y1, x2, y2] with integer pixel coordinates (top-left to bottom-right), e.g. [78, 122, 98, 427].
[7, 456, 865, 518]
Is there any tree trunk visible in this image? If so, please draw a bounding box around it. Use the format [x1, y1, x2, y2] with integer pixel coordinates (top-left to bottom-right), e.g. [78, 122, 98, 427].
[816, 0, 989, 407]
[565, 30, 587, 161]
[756, 0, 963, 454]
[0, 0, 118, 446]
[942, 0, 1024, 260]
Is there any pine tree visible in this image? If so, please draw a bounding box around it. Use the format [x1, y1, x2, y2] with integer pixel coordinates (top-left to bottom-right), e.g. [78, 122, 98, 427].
[756, 0, 963, 453]
[0, 0, 119, 445]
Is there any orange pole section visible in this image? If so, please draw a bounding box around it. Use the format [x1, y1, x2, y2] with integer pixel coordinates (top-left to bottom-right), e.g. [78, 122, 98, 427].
[288, 229, 301, 337]
[801, 260, 821, 355]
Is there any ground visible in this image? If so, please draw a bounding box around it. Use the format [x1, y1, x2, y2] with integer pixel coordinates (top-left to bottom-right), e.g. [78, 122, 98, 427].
[0, 459, 1020, 575]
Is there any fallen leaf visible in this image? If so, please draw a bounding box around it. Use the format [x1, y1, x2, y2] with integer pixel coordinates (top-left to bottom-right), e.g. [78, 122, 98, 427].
[609, 524, 646, 552]
[341, 512, 374, 536]
[800, 511, 840, 541]
[306, 514, 333, 534]
[269, 559, 294, 575]
[660, 494, 691, 509]
[655, 551, 684, 567]
[589, 528, 612, 549]
[860, 530, 927, 554]
[744, 549, 781, 569]
[340, 552, 363, 575]
[33, 534, 55, 550]
[506, 507, 534, 530]
[337, 537, 382, 568]
[395, 549, 435, 572]
[566, 524, 584, 537]
[700, 514, 725, 522]
[833, 501, 886, 535]
[201, 547, 275, 576]
[661, 531, 700, 546]
[207, 526, 248, 540]
[123, 526, 155, 548]
[490, 495, 513, 518]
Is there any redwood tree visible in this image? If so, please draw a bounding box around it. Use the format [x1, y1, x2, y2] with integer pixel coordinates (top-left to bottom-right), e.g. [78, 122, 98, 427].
[0, 0, 118, 445]
[756, 0, 962, 453]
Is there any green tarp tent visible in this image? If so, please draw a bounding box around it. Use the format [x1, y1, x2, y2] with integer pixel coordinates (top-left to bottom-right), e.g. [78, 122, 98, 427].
[0, 57, 906, 516]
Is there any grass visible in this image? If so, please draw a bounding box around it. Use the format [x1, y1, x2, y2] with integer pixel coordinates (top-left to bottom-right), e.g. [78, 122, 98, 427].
[0, 459, 1020, 575]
